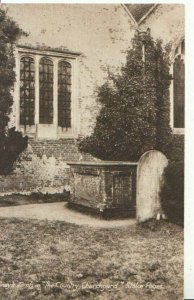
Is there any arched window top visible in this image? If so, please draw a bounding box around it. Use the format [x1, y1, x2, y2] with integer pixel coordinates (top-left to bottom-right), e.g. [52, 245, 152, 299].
[39, 57, 53, 73]
[58, 60, 71, 86]
[39, 57, 53, 64]
[20, 56, 35, 71]
[58, 60, 71, 67]
[58, 60, 72, 76]
[20, 56, 34, 62]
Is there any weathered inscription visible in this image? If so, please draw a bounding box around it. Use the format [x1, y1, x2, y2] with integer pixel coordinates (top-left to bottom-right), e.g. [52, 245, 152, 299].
[113, 174, 133, 205]
[74, 174, 100, 202]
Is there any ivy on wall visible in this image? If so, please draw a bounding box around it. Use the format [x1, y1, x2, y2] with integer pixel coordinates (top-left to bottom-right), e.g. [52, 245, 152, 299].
[79, 30, 172, 161]
[0, 8, 28, 174]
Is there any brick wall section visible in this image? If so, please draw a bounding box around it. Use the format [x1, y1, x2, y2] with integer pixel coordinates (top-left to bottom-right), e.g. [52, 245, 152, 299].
[29, 139, 81, 162]
[29, 138, 96, 162]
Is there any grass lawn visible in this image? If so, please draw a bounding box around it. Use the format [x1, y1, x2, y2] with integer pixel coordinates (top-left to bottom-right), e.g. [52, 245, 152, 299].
[0, 218, 183, 300]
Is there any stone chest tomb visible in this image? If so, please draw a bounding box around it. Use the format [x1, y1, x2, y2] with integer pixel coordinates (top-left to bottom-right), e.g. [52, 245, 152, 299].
[67, 162, 137, 218]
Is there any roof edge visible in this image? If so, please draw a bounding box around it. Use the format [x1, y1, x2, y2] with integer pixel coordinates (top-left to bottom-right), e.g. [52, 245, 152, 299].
[138, 4, 159, 26]
[121, 4, 138, 28]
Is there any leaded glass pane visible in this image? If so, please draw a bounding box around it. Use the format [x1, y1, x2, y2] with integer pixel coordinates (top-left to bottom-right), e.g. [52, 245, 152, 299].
[58, 61, 71, 128]
[39, 58, 53, 124]
[20, 56, 35, 125]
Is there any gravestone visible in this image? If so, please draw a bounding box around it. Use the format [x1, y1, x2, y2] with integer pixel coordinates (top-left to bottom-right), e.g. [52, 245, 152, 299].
[136, 150, 168, 222]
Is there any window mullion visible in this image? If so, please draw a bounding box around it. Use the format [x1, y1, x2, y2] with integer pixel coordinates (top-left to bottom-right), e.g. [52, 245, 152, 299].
[53, 58, 58, 128]
[35, 55, 40, 126]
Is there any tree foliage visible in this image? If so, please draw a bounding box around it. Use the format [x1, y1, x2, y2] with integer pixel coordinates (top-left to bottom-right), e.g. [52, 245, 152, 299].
[0, 127, 28, 175]
[0, 8, 28, 174]
[79, 30, 172, 161]
[160, 161, 184, 225]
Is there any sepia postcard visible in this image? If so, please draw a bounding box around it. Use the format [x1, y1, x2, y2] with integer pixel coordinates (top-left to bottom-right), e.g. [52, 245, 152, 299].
[0, 1, 192, 299]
